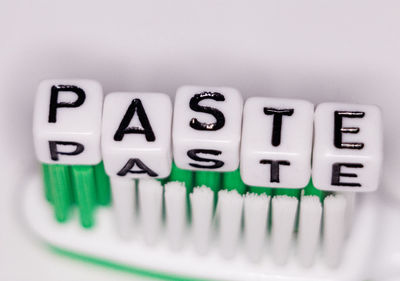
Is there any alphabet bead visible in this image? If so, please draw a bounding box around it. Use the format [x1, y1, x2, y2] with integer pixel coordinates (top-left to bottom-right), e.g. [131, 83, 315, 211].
[240, 97, 314, 188]
[172, 86, 243, 172]
[33, 79, 103, 165]
[312, 103, 383, 192]
[101, 92, 173, 179]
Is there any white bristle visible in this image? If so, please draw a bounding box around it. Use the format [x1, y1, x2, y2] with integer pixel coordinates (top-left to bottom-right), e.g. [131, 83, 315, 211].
[297, 195, 322, 267]
[217, 189, 243, 259]
[138, 179, 163, 246]
[25, 175, 376, 281]
[110, 177, 136, 239]
[190, 186, 214, 255]
[323, 194, 347, 268]
[243, 192, 270, 263]
[270, 195, 299, 265]
[343, 192, 356, 236]
[164, 181, 187, 251]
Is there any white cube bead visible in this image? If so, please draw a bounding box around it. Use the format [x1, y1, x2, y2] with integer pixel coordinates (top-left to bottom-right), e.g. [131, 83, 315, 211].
[312, 103, 383, 192]
[240, 97, 314, 188]
[172, 86, 243, 172]
[102, 92, 172, 179]
[33, 79, 103, 165]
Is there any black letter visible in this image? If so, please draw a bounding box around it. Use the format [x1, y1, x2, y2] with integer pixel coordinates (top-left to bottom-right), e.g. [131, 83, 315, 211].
[331, 162, 363, 187]
[49, 141, 84, 161]
[263, 108, 294, 146]
[334, 111, 365, 149]
[187, 149, 224, 169]
[189, 92, 225, 131]
[114, 99, 156, 142]
[48, 85, 86, 123]
[260, 159, 290, 183]
[117, 158, 158, 177]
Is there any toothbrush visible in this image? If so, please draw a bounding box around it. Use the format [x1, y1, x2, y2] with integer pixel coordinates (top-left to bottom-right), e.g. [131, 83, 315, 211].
[29, 79, 383, 281]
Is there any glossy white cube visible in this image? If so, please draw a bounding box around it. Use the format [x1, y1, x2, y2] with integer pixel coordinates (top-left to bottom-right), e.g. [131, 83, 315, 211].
[102, 92, 172, 179]
[172, 86, 243, 172]
[240, 97, 314, 188]
[33, 79, 103, 165]
[312, 103, 383, 192]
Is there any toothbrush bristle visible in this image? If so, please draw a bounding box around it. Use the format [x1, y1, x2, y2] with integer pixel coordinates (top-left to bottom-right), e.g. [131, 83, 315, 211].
[297, 195, 322, 267]
[110, 178, 135, 239]
[323, 194, 348, 268]
[270, 195, 299, 265]
[243, 192, 270, 263]
[164, 181, 187, 250]
[343, 192, 356, 236]
[138, 179, 163, 246]
[217, 189, 244, 259]
[190, 186, 214, 255]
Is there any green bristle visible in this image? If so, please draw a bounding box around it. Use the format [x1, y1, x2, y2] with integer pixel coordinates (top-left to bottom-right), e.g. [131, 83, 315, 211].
[70, 165, 97, 228]
[248, 186, 273, 196]
[195, 171, 221, 193]
[157, 178, 168, 185]
[94, 162, 111, 206]
[222, 168, 247, 195]
[273, 187, 302, 198]
[46, 164, 73, 222]
[42, 164, 53, 202]
[303, 178, 327, 202]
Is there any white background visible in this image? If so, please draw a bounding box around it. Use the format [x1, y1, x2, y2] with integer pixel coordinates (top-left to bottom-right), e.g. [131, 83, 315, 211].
[0, 0, 399, 280]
